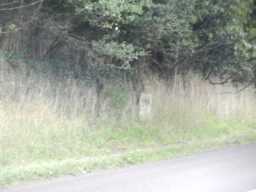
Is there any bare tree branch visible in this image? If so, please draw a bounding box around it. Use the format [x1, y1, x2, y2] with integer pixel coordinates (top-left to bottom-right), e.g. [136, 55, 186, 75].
[0, 0, 20, 7]
[209, 75, 232, 85]
[0, 0, 43, 12]
[0, 0, 43, 34]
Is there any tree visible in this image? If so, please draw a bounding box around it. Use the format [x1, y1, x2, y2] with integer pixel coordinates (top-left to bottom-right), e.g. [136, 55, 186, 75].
[2, 0, 256, 87]
[191, 0, 256, 85]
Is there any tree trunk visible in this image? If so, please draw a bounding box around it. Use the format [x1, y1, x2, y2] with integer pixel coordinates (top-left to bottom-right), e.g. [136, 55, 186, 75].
[95, 77, 104, 118]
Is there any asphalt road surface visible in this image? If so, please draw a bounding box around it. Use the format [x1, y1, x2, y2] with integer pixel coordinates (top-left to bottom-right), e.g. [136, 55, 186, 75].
[3, 143, 256, 192]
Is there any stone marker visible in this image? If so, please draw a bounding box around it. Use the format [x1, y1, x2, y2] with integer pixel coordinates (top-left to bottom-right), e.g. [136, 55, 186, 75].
[139, 93, 152, 120]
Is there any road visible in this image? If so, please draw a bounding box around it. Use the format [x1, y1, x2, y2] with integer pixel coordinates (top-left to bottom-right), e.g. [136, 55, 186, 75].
[3, 143, 256, 192]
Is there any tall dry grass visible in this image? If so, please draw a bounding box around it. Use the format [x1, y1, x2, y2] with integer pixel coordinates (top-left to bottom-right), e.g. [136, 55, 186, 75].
[1, 56, 256, 168]
[148, 74, 256, 120]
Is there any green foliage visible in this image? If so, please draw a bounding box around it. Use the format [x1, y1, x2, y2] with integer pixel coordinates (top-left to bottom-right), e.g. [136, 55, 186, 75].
[7, 0, 256, 83]
[68, 0, 152, 26]
[44, 0, 197, 70]
[92, 40, 145, 68]
[190, 0, 256, 82]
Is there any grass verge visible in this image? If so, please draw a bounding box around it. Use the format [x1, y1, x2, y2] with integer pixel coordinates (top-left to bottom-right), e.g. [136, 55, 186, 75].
[1, 113, 256, 186]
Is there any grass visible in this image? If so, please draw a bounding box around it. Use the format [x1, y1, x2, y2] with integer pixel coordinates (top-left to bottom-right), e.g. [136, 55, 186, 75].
[1, 103, 256, 186]
[1, 58, 256, 186]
